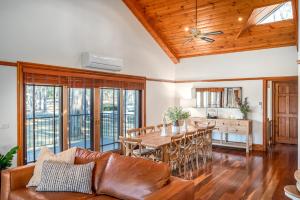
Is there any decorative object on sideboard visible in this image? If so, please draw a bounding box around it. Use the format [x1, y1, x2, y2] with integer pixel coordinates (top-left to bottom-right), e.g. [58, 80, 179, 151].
[165, 106, 190, 134]
[238, 97, 251, 120]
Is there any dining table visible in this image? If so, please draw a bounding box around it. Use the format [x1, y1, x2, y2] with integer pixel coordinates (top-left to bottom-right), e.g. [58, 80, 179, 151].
[136, 125, 208, 162]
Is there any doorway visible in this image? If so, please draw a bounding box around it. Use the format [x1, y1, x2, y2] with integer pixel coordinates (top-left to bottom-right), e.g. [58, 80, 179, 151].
[273, 81, 298, 144]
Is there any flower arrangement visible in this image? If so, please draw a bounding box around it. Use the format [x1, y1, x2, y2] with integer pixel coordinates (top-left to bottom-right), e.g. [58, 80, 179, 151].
[238, 97, 251, 120]
[165, 106, 190, 126]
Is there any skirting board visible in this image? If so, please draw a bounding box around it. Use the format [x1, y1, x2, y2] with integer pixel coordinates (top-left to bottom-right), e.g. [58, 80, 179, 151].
[252, 144, 264, 151]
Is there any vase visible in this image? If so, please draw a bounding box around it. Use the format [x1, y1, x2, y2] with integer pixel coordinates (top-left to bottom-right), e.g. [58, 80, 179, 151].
[182, 119, 188, 132]
[243, 113, 248, 120]
[172, 121, 180, 134]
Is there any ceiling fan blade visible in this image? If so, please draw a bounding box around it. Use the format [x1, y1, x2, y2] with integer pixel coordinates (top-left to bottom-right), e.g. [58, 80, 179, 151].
[201, 37, 215, 43]
[203, 31, 224, 36]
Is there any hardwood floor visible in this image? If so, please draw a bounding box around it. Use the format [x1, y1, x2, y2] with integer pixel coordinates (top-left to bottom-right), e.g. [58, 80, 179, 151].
[190, 144, 297, 200]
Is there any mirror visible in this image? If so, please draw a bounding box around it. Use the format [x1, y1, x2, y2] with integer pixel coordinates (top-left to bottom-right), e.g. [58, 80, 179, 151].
[195, 87, 242, 108]
[224, 87, 242, 108]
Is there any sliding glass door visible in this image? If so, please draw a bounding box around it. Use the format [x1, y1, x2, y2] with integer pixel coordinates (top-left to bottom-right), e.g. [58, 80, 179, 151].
[24, 85, 142, 163]
[25, 85, 62, 163]
[123, 90, 141, 134]
[100, 88, 120, 152]
[68, 88, 93, 149]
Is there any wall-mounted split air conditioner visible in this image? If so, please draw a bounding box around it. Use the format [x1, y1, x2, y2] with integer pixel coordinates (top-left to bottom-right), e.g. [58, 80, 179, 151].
[81, 52, 123, 71]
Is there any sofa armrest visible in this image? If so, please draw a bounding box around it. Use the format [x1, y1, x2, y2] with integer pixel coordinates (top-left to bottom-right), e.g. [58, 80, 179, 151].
[145, 177, 195, 200]
[1, 164, 35, 200]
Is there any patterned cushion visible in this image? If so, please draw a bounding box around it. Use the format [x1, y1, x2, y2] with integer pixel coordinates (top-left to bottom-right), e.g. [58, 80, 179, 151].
[36, 160, 95, 194]
[27, 147, 77, 187]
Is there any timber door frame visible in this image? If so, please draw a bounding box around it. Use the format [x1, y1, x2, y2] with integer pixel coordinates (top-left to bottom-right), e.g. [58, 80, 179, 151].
[272, 79, 298, 144]
[262, 76, 298, 151]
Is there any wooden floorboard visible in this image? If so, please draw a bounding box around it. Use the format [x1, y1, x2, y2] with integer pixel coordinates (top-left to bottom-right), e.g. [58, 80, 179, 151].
[187, 144, 297, 200]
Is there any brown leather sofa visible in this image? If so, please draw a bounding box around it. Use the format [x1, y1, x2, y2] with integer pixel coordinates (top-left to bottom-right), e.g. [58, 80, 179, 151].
[1, 148, 195, 200]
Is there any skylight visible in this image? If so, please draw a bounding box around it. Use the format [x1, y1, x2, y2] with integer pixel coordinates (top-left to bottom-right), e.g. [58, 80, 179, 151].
[258, 1, 293, 24]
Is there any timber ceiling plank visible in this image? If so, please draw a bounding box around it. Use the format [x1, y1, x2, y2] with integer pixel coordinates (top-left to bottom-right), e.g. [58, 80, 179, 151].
[123, 0, 297, 63]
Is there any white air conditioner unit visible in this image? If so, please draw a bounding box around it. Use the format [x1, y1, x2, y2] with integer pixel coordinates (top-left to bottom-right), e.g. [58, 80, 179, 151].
[81, 52, 123, 71]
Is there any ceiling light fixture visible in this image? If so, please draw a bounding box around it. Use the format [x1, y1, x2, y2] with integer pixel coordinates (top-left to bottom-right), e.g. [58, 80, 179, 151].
[184, 27, 189, 32]
[238, 17, 243, 22]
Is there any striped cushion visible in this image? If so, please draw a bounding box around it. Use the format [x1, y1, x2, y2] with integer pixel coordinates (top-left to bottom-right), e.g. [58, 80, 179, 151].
[36, 160, 95, 194]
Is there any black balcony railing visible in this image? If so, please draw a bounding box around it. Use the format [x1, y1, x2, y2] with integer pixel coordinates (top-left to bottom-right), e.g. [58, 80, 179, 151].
[26, 112, 138, 161]
[69, 113, 91, 149]
[26, 115, 61, 150]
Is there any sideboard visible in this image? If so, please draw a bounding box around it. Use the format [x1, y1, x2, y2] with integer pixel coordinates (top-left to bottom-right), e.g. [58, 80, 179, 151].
[190, 118, 253, 153]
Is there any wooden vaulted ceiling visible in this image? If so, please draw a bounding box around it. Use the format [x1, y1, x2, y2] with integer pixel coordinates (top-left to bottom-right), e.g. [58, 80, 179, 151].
[123, 0, 298, 63]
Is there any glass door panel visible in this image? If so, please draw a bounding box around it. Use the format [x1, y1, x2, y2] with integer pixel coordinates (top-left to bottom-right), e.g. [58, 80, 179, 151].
[25, 85, 62, 163]
[68, 88, 93, 149]
[123, 90, 140, 134]
[100, 88, 120, 152]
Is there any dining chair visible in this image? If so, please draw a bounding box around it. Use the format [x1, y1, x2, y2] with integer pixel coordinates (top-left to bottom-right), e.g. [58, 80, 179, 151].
[140, 125, 163, 161]
[140, 126, 155, 135]
[119, 136, 156, 160]
[203, 125, 215, 160]
[126, 127, 141, 138]
[194, 128, 207, 165]
[167, 134, 184, 175]
[182, 131, 197, 173]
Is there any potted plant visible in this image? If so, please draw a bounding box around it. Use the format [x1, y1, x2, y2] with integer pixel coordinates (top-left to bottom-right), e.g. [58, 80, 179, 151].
[0, 146, 18, 186]
[165, 106, 190, 134]
[238, 97, 251, 120]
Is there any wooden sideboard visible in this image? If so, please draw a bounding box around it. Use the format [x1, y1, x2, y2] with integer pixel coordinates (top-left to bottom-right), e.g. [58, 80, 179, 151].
[190, 118, 253, 153]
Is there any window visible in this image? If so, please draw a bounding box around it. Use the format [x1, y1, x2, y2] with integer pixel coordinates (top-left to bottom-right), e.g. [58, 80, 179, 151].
[258, 1, 293, 24]
[68, 88, 93, 149]
[123, 90, 141, 134]
[21, 62, 145, 165]
[25, 85, 62, 163]
[100, 88, 120, 152]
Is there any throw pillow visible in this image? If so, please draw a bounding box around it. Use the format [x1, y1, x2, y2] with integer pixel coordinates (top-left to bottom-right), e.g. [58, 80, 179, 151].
[27, 147, 77, 187]
[36, 160, 94, 194]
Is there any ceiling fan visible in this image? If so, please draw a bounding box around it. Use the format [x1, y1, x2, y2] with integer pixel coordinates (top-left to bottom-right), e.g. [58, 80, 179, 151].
[184, 0, 224, 45]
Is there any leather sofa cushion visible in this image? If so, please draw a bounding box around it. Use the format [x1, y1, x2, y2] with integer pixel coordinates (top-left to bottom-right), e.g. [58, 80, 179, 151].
[97, 153, 170, 200]
[88, 195, 119, 200]
[9, 188, 95, 200]
[75, 148, 112, 192]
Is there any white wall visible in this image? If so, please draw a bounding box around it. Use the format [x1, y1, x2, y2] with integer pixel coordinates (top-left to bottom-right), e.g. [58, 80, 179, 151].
[0, 0, 178, 164]
[0, 0, 177, 140]
[146, 81, 175, 126]
[176, 80, 263, 144]
[0, 66, 17, 161]
[175, 46, 297, 147]
[0, 0, 175, 80]
[176, 46, 297, 80]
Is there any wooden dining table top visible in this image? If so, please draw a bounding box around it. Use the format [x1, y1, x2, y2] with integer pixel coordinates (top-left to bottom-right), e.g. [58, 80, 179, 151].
[137, 126, 207, 148]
